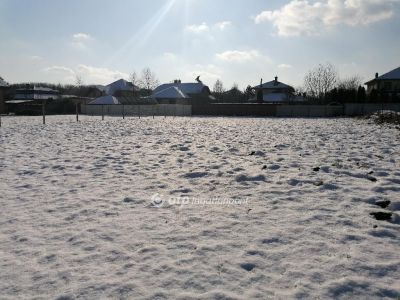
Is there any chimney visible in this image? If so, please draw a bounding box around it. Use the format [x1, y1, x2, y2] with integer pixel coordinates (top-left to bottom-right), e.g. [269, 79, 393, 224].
[274, 76, 278, 86]
[375, 73, 379, 79]
[260, 78, 263, 87]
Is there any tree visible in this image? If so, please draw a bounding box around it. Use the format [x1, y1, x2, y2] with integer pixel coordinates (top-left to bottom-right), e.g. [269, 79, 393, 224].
[244, 85, 255, 101]
[357, 86, 366, 103]
[130, 71, 138, 97]
[138, 67, 159, 91]
[75, 74, 84, 87]
[337, 76, 362, 91]
[304, 63, 338, 102]
[213, 79, 225, 94]
[212, 79, 225, 101]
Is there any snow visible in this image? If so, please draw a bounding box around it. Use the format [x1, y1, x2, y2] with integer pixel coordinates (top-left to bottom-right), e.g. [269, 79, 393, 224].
[153, 86, 189, 99]
[0, 115, 399, 299]
[88, 95, 120, 105]
[153, 82, 205, 96]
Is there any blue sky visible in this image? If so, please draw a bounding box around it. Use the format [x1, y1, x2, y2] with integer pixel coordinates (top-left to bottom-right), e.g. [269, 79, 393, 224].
[1, 0, 399, 89]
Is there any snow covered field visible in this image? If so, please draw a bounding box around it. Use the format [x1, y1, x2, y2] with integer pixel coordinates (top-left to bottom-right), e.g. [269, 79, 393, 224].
[0, 115, 399, 299]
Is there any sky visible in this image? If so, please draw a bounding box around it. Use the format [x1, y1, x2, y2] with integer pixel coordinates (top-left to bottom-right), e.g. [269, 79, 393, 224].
[0, 0, 399, 90]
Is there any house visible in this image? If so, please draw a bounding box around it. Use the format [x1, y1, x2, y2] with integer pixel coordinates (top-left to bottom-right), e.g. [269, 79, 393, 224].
[365, 67, 400, 96]
[252, 76, 295, 103]
[152, 77, 212, 104]
[104, 79, 139, 97]
[14, 86, 60, 101]
[0, 76, 10, 114]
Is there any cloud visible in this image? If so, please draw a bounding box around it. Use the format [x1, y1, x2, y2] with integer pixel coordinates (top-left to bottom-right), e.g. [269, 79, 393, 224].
[72, 33, 92, 41]
[44, 64, 128, 85]
[71, 32, 93, 49]
[185, 22, 209, 34]
[44, 65, 75, 75]
[255, 0, 399, 36]
[76, 64, 129, 84]
[215, 21, 232, 31]
[28, 55, 43, 61]
[278, 63, 293, 69]
[216, 50, 261, 63]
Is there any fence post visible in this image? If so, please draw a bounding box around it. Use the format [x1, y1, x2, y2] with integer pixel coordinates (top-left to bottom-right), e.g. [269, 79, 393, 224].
[76, 102, 79, 122]
[102, 105, 104, 120]
[42, 99, 46, 125]
[122, 104, 125, 119]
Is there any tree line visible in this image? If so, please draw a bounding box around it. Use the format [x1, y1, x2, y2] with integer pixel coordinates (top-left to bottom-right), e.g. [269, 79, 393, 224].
[210, 63, 399, 104]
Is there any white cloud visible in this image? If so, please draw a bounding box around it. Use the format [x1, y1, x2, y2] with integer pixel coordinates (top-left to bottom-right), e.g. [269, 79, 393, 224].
[215, 21, 232, 31]
[72, 33, 92, 41]
[255, 0, 399, 36]
[71, 32, 93, 50]
[44, 65, 75, 75]
[278, 63, 293, 69]
[185, 22, 209, 34]
[29, 55, 43, 61]
[44, 64, 128, 85]
[76, 64, 129, 84]
[216, 50, 261, 63]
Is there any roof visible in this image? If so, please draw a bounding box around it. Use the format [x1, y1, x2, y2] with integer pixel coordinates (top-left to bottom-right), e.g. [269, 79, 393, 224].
[153, 82, 207, 96]
[152, 86, 189, 99]
[6, 100, 34, 104]
[88, 95, 120, 105]
[365, 67, 400, 84]
[0, 77, 9, 88]
[253, 79, 294, 91]
[105, 79, 139, 96]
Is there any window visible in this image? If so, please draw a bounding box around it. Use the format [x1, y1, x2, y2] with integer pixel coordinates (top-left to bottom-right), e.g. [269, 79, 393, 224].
[383, 82, 392, 91]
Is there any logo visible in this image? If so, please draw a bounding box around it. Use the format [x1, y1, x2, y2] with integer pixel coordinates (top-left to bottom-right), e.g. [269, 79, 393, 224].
[150, 193, 164, 208]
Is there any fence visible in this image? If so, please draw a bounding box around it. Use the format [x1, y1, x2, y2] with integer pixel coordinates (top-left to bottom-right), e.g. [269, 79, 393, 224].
[81, 103, 400, 118]
[82, 104, 192, 117]
[344, 103, 400, 116]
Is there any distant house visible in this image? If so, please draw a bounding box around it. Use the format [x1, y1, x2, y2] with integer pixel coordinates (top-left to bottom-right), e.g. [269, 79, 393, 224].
[13, 86, 60, 101]
[0, 76, 10, 113]
[104, 79, 139, 97]
[152, 78, 212, 104]
[252, 76, 295, 103]
[365, 67, 400, 96]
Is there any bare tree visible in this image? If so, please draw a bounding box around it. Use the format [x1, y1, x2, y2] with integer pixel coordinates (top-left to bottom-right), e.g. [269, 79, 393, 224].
[75, 74, 84, 87]
[304, 63, 338, 100]
[138, 67, 159, 91]
[130, 71, 138, 96]
[337, 75, 362, 91]
[213, 79, 225, 94]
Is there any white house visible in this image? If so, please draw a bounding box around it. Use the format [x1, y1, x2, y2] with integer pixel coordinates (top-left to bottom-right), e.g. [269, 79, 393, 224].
[253, 76, 295, 103]
[152, 78, 212, 103]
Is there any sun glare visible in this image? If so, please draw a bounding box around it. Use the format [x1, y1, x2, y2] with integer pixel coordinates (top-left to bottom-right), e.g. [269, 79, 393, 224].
[103, 0, 177, 68]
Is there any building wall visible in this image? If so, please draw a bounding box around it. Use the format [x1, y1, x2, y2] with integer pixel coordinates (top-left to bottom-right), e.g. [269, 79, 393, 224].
[367, 79, 400, 94]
